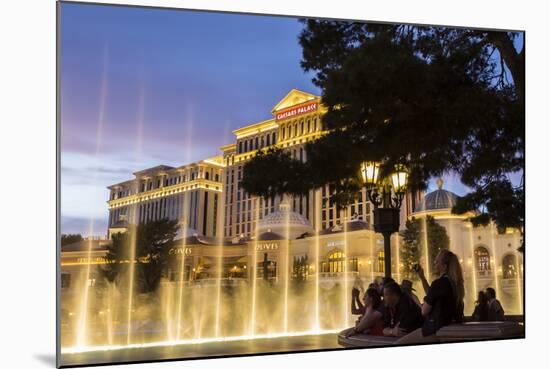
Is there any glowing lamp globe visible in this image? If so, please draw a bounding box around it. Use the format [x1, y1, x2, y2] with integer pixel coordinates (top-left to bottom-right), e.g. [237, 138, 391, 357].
[360, 161, 381, 186]
[391, 165, 408, 193]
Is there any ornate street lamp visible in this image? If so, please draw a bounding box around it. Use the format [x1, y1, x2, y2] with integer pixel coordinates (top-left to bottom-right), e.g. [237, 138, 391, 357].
[360, 161, 408, 278]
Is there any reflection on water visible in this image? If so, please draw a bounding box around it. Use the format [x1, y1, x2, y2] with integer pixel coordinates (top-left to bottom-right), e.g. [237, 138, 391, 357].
[62, 326, 341, 366]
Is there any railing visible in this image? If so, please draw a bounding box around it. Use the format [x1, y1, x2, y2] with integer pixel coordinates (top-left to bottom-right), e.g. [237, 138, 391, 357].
[318, 271, 359, 279]
[476, 270, 493, 278]
[501, 278, 522, 289]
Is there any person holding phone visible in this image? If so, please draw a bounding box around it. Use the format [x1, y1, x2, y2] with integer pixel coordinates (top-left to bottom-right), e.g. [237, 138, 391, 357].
[396, 249, 465, 344]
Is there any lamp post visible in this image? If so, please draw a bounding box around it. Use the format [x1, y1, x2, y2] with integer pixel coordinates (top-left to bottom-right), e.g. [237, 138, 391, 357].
[360, 162, 408, 278]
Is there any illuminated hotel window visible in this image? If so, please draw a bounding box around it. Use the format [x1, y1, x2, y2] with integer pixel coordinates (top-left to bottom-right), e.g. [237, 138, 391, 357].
[502, 254, 518, 279]
[475, 247, 491, 272]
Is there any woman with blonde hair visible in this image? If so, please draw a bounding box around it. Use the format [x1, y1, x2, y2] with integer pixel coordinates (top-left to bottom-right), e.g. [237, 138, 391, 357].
[396, 249, 465, 344]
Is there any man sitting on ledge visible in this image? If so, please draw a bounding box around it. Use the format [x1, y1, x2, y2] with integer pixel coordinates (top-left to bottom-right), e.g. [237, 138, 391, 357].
[381, 281, 423, 337]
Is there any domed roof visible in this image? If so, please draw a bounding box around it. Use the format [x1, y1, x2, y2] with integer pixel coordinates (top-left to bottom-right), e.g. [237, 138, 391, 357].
[257, 231, 285, 241]
[415, 178, 460, 213]
[319, 218, 370, 235]
[257, 201, 314, 239]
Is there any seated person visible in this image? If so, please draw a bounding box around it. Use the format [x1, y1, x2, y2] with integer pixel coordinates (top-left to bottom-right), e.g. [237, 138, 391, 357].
[381, 281, 423, 337]
[486, 287, 505, 321]
[345, 287, 384, 338]
[401, 279, 422, 307]
[397, 250, 465, 344]
[472, 290, 489, 321]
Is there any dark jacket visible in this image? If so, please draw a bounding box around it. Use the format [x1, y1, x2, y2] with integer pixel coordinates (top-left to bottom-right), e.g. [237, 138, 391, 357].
[383, 293, 423, 334]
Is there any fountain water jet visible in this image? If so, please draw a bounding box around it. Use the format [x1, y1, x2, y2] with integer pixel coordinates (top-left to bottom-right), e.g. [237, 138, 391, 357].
[394, 233, 401, 282]
[283, 198, 290, 333]
[421, 216, 431, 278]
[74, 44, 110, 348]
[213, 221, 225, 337]
[313, 189, 321, 330]
[467, 226, 478, 308]
[175, 226, 188, 341]
[369, 231, 375, 283]
[125, 222, 138, 345]
[489, 223, 501, 301]
[75, 237, 94, 347]
[343, 210, 350, 327]
[513, 231, 523, 314]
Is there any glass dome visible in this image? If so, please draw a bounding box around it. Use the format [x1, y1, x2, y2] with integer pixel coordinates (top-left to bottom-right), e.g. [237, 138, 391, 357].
[257, 201, 314, 239]
[414, 178, 459, 213]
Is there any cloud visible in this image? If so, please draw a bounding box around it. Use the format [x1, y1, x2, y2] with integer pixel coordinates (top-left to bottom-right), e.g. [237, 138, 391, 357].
[61, 215, 108, 237]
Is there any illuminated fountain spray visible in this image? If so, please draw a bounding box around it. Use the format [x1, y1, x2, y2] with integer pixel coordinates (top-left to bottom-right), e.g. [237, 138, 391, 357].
[174, 106, 194, 341]
[394, 233, 401, 283]
[75, 237, 95, 347]
[175, 223, 188, 341]
[125, 66, 148, 345]
[313, 189, 321, 330]
[489, 223, 501, 301]
[249, 215, 258, 336]
[421, 216, 431, 278]
[343, 209, 350, 327]
[213, 196, 226, 338]
[513, 231, 523, 314]
[467, 226, 478, 307]
[125, 221, 138, 345]
[283, 198, 291, 333]
[369, 230, 375, 283]
[74, 44, 109, 348]
[250, 197, 262, 335]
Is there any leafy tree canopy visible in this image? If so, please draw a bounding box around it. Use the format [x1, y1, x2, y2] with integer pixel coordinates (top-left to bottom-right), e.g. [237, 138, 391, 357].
[99, 219, 180, 293]
[240, 21, 524, 241]
[61, 233, 83, 246]
[400, 215, 450, 280]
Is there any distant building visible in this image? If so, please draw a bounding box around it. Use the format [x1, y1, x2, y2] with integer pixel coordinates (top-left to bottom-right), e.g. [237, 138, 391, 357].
[106, 158, 224, 239]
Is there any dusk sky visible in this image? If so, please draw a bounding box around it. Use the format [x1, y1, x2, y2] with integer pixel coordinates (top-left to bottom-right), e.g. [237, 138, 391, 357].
[61, 2, 482, 237]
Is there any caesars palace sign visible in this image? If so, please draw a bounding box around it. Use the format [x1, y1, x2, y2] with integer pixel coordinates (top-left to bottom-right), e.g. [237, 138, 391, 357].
[275, 101, 318, 120]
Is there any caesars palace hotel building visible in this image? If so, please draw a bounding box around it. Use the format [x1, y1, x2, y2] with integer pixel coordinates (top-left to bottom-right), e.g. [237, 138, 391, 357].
[106, 89, 419, 241]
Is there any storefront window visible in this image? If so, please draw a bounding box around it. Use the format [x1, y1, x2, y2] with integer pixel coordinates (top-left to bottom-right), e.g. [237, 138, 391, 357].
[256, 260, 277, 279]
[320, 250, 346, 273]
[348, 258, 358, 272]
[502, 254, 518, 279]
[475, 246, 491, 272]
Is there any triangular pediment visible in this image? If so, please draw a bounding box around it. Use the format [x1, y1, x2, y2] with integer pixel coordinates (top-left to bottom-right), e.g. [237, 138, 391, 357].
[271, 89, 319, 113]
